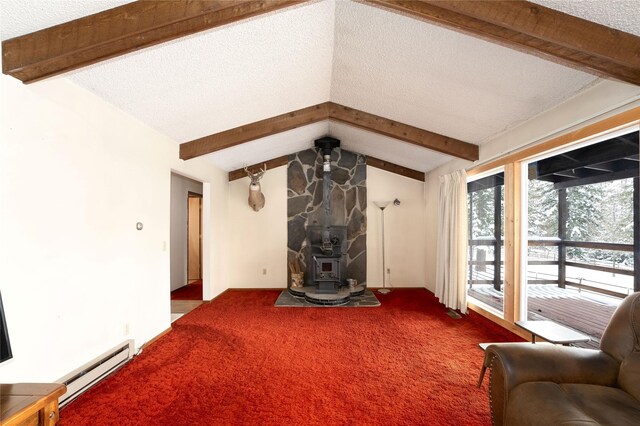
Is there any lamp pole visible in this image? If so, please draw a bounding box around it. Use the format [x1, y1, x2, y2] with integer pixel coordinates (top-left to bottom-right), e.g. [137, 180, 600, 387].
[374, 201, 391, 294]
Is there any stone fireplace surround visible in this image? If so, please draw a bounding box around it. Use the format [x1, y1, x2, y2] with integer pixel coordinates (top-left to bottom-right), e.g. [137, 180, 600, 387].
[287, 146, 367, 304]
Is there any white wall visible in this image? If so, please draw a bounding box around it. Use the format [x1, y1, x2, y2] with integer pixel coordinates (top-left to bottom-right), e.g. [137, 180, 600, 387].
[423, 79, 640, 292]
[170, 174, 203, 291]
[227, 166, 288, 288]
[0, 75, 228, 383]
[366, 167, 426, 288]
[225, 164, 427, 289]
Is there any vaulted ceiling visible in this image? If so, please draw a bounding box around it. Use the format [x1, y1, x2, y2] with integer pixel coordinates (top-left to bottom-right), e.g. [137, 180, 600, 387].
[2, 1, 639, 177]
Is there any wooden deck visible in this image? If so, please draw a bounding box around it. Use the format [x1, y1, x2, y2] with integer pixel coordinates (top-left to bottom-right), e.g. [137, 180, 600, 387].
[468, 285, 620, 349]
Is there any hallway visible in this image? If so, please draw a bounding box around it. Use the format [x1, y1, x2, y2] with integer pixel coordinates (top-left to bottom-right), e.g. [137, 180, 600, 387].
[171, 300, 202, 323]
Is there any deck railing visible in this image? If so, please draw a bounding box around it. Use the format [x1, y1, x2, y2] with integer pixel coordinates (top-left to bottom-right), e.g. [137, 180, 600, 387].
[468, 238, 635, 299]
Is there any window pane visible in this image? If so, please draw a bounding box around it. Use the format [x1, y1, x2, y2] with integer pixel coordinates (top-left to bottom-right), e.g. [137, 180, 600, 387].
[565, 247, 634, 296]
[527, 245, 558, 284]
[528, 179, 557, 238]
[467, 172, 504, 316]
[566, 179, 633, 244]
[524, 130, 637, 349]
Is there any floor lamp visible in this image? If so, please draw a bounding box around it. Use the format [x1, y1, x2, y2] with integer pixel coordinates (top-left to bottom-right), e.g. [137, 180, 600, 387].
[374, 201, 391, 294]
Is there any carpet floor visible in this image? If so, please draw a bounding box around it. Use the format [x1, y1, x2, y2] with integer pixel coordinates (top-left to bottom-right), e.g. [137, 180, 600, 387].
[61, 289, 521, 425]
[170, 280, 203, 301]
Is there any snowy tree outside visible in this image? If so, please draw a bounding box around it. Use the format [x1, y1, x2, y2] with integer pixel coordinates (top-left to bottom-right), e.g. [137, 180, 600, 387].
[528, 179, 557, 238]
[528, 178, 634, 268]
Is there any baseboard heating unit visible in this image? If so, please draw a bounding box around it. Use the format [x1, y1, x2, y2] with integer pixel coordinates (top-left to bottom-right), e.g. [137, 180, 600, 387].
[58, 340, 134, 407]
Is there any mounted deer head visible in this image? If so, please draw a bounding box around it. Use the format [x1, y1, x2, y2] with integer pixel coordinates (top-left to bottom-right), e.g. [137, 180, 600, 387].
[244, 164, 266, 212]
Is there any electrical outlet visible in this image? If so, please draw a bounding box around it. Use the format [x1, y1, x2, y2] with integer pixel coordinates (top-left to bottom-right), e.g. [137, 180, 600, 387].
[124, 323, 130, 335]
[386, 268, 391, 274]
[262, 268, 267, 275]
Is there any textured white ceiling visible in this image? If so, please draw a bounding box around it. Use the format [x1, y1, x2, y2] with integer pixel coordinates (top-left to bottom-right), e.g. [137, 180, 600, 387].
[330, 0, 598, 145]
[534, 0, 640, 36]
[65, 0, 335, 143]
[1, 0, 638, 174]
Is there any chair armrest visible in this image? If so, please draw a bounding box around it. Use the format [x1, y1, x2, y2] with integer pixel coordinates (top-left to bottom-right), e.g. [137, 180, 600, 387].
[484, 343, 619, 426]
[485, 343, 619, 390]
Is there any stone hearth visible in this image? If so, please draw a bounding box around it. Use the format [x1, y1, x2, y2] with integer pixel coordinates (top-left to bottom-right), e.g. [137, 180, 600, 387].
[288, 284, 367, 305]
[275, 288, 380, 307]
[287, 145, 367, 305]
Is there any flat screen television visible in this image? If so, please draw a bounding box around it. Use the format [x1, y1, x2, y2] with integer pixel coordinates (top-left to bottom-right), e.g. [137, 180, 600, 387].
[0, 292, 13, 363]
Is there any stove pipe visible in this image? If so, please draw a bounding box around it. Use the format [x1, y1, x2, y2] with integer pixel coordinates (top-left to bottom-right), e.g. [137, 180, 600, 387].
[314, 137, 340, 254]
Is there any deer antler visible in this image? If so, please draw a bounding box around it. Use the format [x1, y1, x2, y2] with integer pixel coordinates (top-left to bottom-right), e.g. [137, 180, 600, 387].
[244, 163, 267, 180]
[255, 163, 267, 180]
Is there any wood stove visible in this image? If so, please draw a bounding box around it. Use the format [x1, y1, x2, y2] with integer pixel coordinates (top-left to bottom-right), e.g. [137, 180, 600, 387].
[313, 256, 340, 292]
[307, 225, 346, 293]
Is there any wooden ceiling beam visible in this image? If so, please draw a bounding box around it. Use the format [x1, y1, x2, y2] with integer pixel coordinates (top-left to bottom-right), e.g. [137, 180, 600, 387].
[364, 0, 640, 86]
[228, 156, 289, 181]
[180, 103, 330, 160]
[4, 0, 638, 87]
[228, 154, 424, 182]
[181, 102, 478, 161]
[327, 102, 478, 161]
[366, 156, 425, 181]
[2, 0, 304, 84]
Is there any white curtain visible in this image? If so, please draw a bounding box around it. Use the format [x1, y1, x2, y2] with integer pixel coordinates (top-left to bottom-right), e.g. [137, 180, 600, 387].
[435, 169, 469, 314]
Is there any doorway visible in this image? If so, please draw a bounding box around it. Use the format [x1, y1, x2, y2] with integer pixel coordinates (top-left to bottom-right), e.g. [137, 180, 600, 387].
[170, 173, 204, 320]
[187, 192, 203, 284]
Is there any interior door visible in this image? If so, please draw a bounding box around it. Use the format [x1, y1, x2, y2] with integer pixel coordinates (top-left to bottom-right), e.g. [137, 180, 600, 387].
[187, 193, 202, 282]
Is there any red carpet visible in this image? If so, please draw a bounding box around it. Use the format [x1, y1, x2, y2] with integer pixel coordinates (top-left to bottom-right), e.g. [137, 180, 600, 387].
[170, 280, 202, 300]
[61, 289, 521, 425]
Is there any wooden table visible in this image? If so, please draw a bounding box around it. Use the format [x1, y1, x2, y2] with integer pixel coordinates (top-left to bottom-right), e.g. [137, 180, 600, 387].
[0, 383, 66, 426]
[515, 320, 590, 345]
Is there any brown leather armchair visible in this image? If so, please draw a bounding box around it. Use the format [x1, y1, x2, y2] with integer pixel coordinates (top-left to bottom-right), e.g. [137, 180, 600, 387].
[483, 292, 640, 426]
